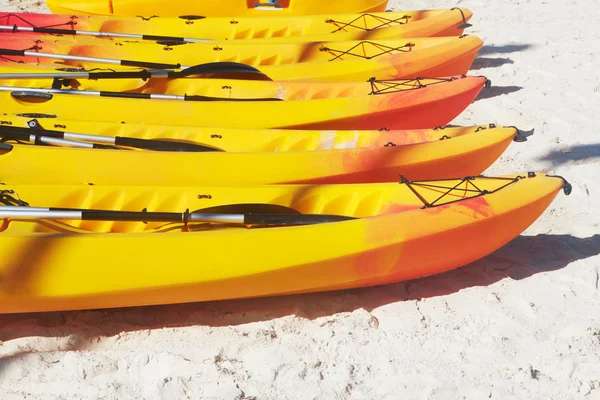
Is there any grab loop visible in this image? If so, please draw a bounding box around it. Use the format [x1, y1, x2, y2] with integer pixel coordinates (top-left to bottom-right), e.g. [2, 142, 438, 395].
[451, 7, 473, 29]
[546, 175, 573, 195]
[136, 15, 158, 21]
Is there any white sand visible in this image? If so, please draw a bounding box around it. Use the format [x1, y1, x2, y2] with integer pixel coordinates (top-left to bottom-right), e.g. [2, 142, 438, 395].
[0, 0, 599, 398]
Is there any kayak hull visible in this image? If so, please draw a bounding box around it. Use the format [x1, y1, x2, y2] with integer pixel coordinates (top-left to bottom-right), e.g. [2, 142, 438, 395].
[0, 116, 502, 152]
[0, 9, 474, 42]
[0, 36, 483, 81]
[0, 66, 475, 100]
[0, 75, 487, 130]
[0, 125, 517, 185]
[0, 174, 567, 313]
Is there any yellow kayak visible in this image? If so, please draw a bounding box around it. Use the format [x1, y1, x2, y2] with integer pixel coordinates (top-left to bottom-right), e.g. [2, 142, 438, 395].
[0, 75, 488, 130]
[0, 35, 484, 82]
[0, 173, 570, 313]
[45, 0, 390, 17]
[0, 116, 506, 153]
[0, 124, 518, 185]
[0, 64, 484, 98]
[95, 8, 474, 41]
[0, 9, 474, 42]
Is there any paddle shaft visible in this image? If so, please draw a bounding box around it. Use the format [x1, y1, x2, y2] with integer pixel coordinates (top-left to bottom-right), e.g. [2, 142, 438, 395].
[0, 48, 269, 78]
[0, 70, 172, 80]
[0, 207, 356, 225]
[0, 124, 221, 152]
[5, 86, 282, 102]
[0, 131, 116, 149]
[0, 47, 185, 69]
[0, 24, 210, 43]
[0, 62, 267, 80]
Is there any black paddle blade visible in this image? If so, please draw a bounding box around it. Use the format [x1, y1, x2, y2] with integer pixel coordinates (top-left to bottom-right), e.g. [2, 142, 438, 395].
[114, 136, 224, 152]
[195, 203, 357, 225]
[244, 213, 356, 226]
[195, 203, 303, 215]
[173, 62, 273, 81]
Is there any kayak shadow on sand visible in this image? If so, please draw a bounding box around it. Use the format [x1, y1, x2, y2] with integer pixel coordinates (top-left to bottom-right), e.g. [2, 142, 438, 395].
[475, 85, 523, 101]
[536, 143, 600, 167]
[470, 57, 514, 71]
[477, 44, 533, 56]
[0, 233, 598, 349]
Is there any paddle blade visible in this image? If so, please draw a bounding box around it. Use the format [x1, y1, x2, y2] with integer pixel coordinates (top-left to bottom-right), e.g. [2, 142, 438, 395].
[244, 213, 356, 226]
[195, 203, 302, 215]
[114, 136, 224, 152]
[174, 62, 273, 81]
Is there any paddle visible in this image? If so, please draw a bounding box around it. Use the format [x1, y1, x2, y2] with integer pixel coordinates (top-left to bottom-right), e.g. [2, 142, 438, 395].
[0, 132, 119, 149]
[0, 123, 224, 152]
[0, 204, 357, 226]
[0, 192, 303, 216]
[0, 24, 211, 43]
[5, 86, 283, 102]
[0, 188, 355, 226]
[0, 47, 183, 70]
[0, 61, 271, 81]
[0, 47, 270, 80]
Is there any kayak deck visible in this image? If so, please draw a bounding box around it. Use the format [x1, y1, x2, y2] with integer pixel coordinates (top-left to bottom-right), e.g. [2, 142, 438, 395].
[0, 174, 569, 313]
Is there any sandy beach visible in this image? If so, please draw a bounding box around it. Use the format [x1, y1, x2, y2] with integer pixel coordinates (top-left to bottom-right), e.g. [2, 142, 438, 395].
[0, 0, 599, 398]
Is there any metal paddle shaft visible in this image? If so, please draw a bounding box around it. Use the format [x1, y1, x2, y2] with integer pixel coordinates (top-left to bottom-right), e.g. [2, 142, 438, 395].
[0, 61, 270, 80]
[5, 86, 283, 102]
[0, 24, 211, 43]
[0, 206, 357, 226]
[0, 46, 271, 79]
[0, 132, 117, 149]
[0, 47, 182, 69]
[0, 124, 222, 152]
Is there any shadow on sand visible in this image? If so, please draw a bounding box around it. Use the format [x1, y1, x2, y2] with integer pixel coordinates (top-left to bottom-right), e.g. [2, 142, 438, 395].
[537, 144, 600, 167]
[470, 57, 515, 70]
[475, 85, 523, 101]
[0, 234, 598, 345]
[478, 44, 533, 56]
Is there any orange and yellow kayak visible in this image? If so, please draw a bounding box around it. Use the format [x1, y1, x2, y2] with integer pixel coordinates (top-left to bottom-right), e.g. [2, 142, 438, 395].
[0, 35, 484, 81]
[45, 0, 390, 17]
[0, 64, 485, 97]
[0, 116, 506, 153]
[0, 124, 518, 185]
[0, 8, 474, 42]
[0, 75, 488, 129]
[0, 173, 570, 313]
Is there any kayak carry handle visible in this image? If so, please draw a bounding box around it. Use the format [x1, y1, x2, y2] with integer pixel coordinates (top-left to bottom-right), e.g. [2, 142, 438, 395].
[178, 15, 207, 20]
[156, 40, 189, 46]
[16, 113, 57, 119]
[0, 142, 13, 151]
[11, 91, 53, 101]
